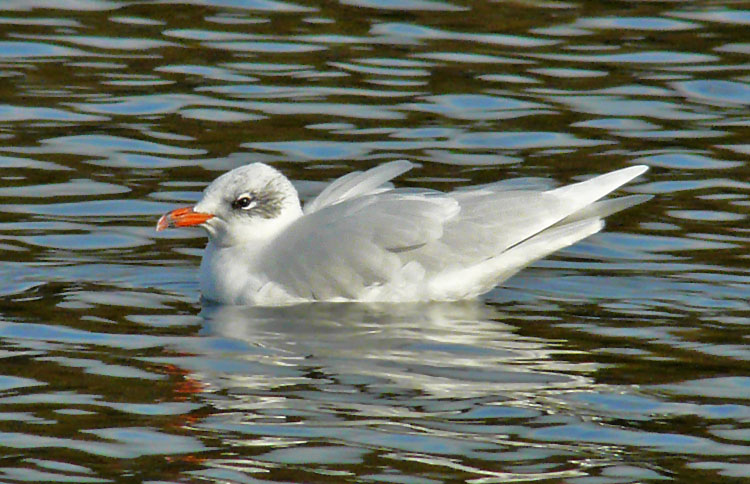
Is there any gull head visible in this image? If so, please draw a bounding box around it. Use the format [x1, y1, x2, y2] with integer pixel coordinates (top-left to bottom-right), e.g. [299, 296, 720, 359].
[156, 163, 303, 247]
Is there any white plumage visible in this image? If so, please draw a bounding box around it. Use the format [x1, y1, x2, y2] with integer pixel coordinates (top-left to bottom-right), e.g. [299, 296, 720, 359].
[157, 161, 649, 306]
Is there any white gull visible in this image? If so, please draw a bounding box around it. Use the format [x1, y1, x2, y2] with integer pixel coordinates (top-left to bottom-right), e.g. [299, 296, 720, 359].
[157, 161, 649, 306]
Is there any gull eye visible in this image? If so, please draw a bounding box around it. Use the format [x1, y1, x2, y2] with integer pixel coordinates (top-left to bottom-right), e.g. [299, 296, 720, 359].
[232, 194, 256, 210]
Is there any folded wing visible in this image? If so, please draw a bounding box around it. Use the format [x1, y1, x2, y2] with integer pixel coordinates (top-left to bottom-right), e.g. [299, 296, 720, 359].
[430, 165, 649, 264]
[260, 162, 648, 301]
[260, 189, 459, 300]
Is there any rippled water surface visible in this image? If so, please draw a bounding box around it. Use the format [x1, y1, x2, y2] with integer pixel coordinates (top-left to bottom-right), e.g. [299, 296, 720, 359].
[0, 1, 748, 483]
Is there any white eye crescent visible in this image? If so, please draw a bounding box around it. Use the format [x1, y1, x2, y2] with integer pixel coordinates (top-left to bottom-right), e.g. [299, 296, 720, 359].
[232, 194, 257, 210]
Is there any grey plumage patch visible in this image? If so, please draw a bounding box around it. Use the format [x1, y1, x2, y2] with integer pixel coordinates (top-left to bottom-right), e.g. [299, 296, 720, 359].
[252, 188, 285, 219]
[234, 178, 287, 219]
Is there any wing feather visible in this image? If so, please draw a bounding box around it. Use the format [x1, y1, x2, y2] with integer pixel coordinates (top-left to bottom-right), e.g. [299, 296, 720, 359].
[428, 218, 605, 299]
[304, 160, 415, 213]
[260, 191, 458, 300]
[422, 165, 649, 265]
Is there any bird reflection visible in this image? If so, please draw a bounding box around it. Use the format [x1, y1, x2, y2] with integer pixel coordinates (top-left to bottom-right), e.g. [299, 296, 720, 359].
[198, 301, 588, 400]
[180, 301, 598, 482]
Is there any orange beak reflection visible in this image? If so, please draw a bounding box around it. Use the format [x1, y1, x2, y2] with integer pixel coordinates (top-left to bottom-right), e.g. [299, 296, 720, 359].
[156, 206, 214, 232]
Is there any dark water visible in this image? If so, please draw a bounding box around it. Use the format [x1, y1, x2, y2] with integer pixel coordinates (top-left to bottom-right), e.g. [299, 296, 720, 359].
[0, 1, 748, 483]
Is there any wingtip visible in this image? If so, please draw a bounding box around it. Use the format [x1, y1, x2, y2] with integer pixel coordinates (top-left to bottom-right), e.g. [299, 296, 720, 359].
[614, 164, 649, 178]
[630, 164, 649, 175]
[391, 159, 417, 171]
[605, 164, 650, 186]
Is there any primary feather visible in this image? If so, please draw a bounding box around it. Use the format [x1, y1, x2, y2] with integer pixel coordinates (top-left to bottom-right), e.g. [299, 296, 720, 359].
[157, 161, 649, 306]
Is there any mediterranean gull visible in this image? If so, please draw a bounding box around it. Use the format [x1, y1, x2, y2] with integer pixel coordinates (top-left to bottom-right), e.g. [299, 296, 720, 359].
[157, 161, 649, 306]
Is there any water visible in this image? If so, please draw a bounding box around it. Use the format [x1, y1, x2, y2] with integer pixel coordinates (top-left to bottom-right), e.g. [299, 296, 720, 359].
[0, 1, 748, 483]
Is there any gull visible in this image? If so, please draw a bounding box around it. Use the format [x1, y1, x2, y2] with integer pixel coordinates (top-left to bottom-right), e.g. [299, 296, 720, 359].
[157, 161, 649, 306]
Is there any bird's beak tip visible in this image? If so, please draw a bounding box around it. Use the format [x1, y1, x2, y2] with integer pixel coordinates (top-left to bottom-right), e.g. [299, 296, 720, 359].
[155, 213, 170, 232]
[156, 206, 213, 232]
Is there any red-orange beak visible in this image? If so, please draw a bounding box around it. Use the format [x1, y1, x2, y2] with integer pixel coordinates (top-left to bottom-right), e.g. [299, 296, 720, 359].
[156, 206, 214, 232]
